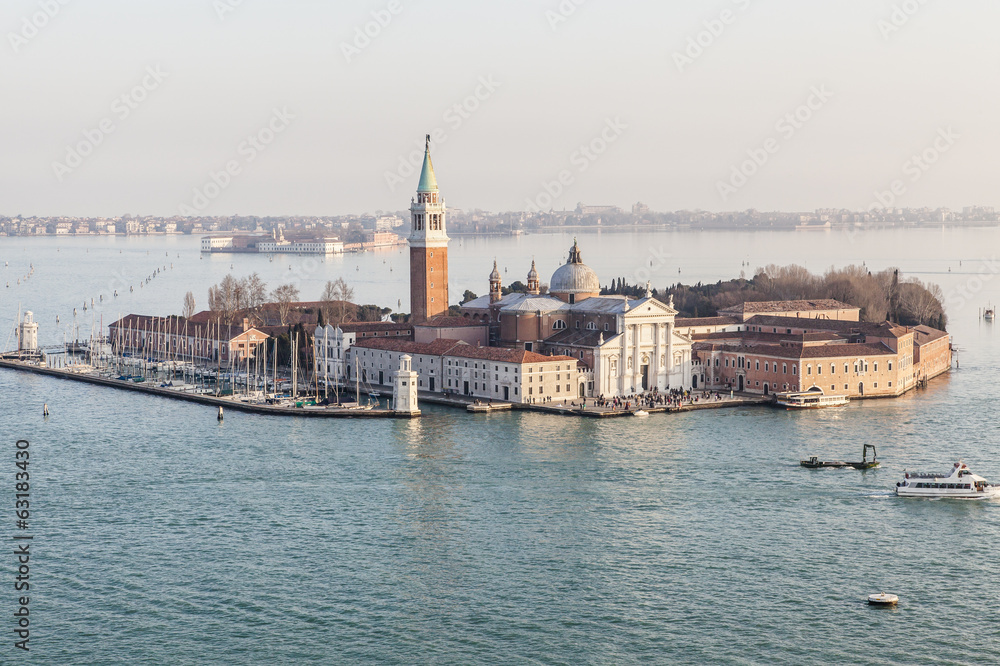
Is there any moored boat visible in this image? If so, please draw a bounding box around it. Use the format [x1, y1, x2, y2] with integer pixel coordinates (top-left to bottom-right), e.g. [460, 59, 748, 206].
[895, 461, 996, 498]
[776, 387, 849, 409]
[801, 445, 878, 470]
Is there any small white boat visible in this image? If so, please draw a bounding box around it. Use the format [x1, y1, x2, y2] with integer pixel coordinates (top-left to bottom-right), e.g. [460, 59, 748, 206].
[632, 410, 649, 417]
[776, 387, 849, 409]
[895, 461, 997, 498]
[868, 593, 898, 606]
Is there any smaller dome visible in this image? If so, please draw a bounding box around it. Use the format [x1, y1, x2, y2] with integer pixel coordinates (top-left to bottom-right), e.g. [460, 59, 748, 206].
[527, 260, 539, 280]
[490, 260, 501, 281]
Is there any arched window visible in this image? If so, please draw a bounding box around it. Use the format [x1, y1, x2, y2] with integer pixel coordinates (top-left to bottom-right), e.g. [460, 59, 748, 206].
[553, 320, 567, 330]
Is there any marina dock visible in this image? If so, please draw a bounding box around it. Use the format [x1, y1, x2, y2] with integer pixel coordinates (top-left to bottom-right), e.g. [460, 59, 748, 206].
[0, 359, 419, 419]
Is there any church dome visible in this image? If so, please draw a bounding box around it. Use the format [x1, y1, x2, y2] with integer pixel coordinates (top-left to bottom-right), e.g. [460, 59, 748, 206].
[550, 241, 600, 297]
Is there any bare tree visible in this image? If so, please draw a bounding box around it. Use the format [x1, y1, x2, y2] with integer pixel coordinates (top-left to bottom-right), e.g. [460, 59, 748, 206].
[244, 273, 268, 312]
[271, 284, 300, 325]
[321, 278, 355, 326]
[208, 274, 241, 325]
[183, 291, 196, 319]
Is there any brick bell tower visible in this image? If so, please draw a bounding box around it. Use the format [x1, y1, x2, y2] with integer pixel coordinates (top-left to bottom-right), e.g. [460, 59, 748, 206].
[409, 135, 450, 322]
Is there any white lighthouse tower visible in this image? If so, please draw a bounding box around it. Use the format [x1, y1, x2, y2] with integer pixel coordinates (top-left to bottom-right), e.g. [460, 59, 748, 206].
[18, 311, 38, 352]
[392, 354, 420, 415]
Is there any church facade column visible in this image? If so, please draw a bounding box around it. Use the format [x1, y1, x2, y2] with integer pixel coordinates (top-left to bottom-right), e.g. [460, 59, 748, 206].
[653, 323, 662, 390]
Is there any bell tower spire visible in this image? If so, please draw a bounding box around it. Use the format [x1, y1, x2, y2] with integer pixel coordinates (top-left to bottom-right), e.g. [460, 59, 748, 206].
[408, 135, 449, 322]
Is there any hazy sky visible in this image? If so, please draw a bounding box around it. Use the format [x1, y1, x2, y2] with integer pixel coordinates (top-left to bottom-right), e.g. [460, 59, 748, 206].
[2, 0, 998, 217]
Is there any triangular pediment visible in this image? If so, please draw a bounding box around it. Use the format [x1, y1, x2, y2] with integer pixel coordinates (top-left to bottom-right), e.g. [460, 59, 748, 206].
[622, 297, 677, 319]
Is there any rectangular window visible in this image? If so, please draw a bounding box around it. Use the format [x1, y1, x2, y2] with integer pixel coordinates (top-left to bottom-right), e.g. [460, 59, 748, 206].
[793, 365, 797, 375]
[874, 362, 878, 372]
[807, 365, 811, 375]
[888, 361, 893, 371]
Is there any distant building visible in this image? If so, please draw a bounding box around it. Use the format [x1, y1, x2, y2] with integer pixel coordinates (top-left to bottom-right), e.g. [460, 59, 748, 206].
[258, 238, 344, 254]
[201, 236, 235, 252]
[375, 215, 404, 231]
[362, 231, 399, 248]
[576, 203, 622, 216]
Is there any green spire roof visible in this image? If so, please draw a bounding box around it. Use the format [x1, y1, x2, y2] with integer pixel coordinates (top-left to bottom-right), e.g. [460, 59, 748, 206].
[417, 135, 438, 193]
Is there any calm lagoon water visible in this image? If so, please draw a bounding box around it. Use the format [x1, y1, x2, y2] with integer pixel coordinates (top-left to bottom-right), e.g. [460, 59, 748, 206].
[1, 228, 999, 664]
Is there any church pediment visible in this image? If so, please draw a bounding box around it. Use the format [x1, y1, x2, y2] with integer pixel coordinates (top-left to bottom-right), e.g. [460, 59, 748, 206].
[622, 297, 677, 320]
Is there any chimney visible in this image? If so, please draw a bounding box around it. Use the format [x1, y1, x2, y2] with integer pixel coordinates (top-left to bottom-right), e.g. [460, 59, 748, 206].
[243, 317, 250, 332]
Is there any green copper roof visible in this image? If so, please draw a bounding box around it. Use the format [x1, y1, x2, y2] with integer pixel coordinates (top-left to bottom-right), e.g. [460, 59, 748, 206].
[417, 141, 438, 193]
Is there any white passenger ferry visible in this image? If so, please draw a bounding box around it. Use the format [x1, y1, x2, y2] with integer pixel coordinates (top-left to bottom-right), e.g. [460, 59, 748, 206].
[895, 462, 997, 498]
[775, 387, 849, 409]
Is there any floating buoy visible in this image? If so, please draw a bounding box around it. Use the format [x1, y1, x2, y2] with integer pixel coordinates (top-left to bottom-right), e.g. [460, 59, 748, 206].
[868, 593, 898, 606]
[43, 403, 49, 417]
[217, 406, 224, 421]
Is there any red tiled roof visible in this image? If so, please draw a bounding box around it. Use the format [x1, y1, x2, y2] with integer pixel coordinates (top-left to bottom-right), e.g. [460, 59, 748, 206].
[912, 325, 948, 344]
[675, 316, 741, 327]
[352, 338, 575, 365]
[352, 338, 467, 356]
[418, 316, 488, 328]
[720, 299, 858, 315]
[797, 343, 895, 358]
[693, 339, 894, 360]
[339, 322, 412, 333]
[445, 346, 575, 364]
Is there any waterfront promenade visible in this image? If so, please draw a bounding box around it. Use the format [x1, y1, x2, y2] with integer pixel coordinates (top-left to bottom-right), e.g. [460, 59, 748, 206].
[419, 390, 771, 417]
